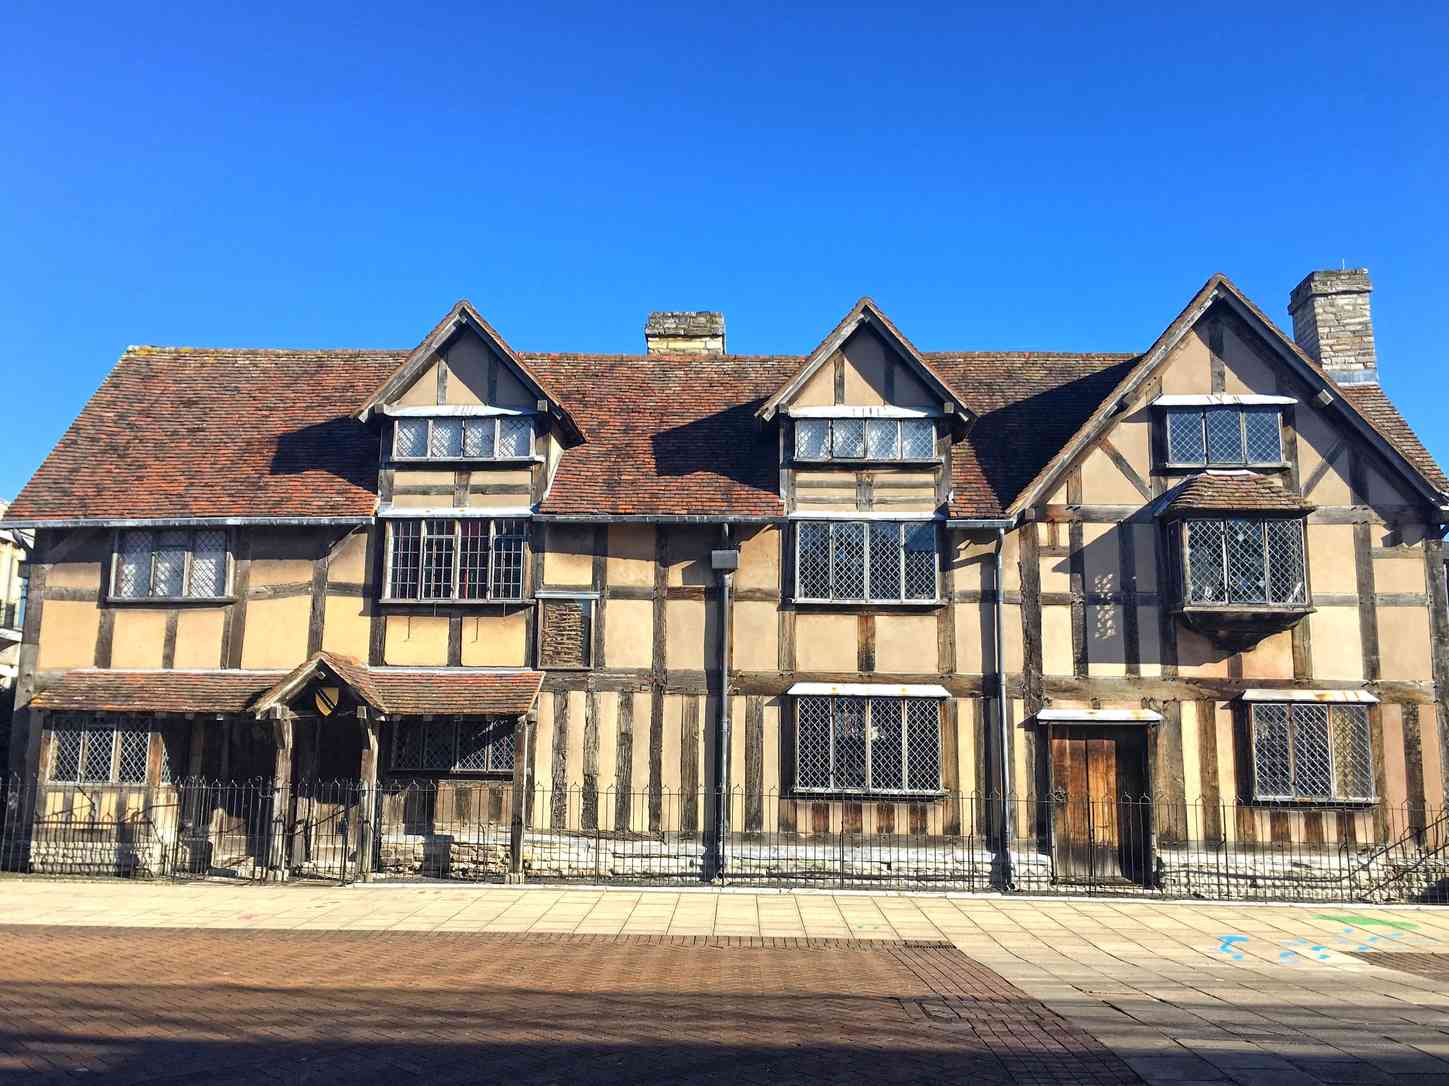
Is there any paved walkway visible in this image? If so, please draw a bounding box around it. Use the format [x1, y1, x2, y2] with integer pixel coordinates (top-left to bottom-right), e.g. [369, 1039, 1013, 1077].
[4, 879, 1449, 1083]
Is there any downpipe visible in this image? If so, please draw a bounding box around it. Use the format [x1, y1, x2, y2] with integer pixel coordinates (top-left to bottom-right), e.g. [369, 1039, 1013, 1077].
[993, 527, 1016, 891]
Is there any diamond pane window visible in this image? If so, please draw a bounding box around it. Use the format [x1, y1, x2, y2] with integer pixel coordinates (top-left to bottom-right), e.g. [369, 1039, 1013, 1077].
[430, 418, 464, 458]
[796, 523, 832, 599]
[114, 529, 229, 599]
[1224, 518, 1268, 604]
[834, 698, 868, 790]
[866, 419, 899, 459]
[795, 420, 828, 460]
[832, 418, 865, 458]
[1165, 408, 1206, 464]
[117, 726, 150, 784]
[1185, 520, 1227, 603]
[1162, 406, 1285, 468]
[189, 530, 227, 598]
[455, 721, 493, 771]
[50, 724, 83, 783]
[868, 523, 902, 600]
[900, 419, 935, 459]
[905, 700, 941, 791]
[422, 722, 455, 770]
[488, 722, 515, 771]
[831, 522, 867, 599]
[395, 419, 428, 458]
[903, 523, 937, 600]
[499, 417, 533, 457]
[1243, 408, 1282, 464]
[1205, 407, 1244, 464]
[796, 697, 832, 790]
[393, 726, 423, 770]
[796, 522, 938, 603]
[1251, 702, 1374, 802]
[1265, 520, 1307, 604]
[795, 696, 942, 795]
[82, 724, 114, 783]
[463, 418, 495, 457]
[869, 698, 903, 790]
[1183, 518, 1307, 610]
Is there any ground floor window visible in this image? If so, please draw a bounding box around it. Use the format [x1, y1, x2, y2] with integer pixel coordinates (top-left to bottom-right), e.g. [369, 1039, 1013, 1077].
[48, 715, 151, 785]
[391, 718, 516, 775]
[1250, 702, 1375, 802]
[795, 695, 941, 795]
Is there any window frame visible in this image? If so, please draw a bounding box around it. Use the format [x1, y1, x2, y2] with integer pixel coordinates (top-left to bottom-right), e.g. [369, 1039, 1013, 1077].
[1176, 516, 1310, 610]
[389, 717, 518, 777]
[108, 528, 233, 602]
[391, 415, 537, 463]
[47, 715, 153, 786]
[793, 417, 939, 464]
[793, 520, 941, 604]
[1161, 406, 1287, 470]
[1248, 702, 1377, 804]
[793, 695, 944, 797]
[383, 518, 529, 604]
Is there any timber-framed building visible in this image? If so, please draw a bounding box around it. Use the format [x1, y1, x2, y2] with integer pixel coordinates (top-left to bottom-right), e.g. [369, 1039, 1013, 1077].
[4, 268, 1449, 897]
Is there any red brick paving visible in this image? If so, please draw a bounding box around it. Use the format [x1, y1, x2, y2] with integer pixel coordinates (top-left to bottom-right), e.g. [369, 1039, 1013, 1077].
[0, 927, 1140, 1084]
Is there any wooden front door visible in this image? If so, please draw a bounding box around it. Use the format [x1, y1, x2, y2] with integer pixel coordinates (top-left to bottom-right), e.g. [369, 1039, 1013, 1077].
[1050, 726, 1150, 884]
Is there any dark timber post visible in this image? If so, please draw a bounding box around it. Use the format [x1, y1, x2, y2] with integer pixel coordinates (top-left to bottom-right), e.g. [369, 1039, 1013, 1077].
[268, 707, 294, 881]
[509, 710, 532, 882]
[710, 527, 739, 882]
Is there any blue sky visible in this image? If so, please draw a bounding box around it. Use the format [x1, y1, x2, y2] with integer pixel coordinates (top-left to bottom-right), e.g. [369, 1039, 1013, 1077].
[2, 2, 1446, 500]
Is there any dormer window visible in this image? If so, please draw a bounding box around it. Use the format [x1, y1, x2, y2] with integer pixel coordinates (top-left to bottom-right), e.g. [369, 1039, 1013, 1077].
[1156, 396, 1291, 469]
[392, 413, 534, 462]
[794, 415, 937, 463]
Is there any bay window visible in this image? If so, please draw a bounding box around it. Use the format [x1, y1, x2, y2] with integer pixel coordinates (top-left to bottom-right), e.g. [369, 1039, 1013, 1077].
[1181, 517, 1308, 607]
[386, 518, 527, 601]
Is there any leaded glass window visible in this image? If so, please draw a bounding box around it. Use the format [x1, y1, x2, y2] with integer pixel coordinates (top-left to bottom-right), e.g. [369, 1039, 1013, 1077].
[792, 418, 939, 462]
[1251, 702, 1374, 802]
[112, 530, 230, 600]
[794, 522, 939, 602]
[1162, 406, 1284, 468]
[48, 717, 151, 785]
[794, 696, 942, 795]
[392, 718, 516, 774]
[393, 415, 534, 460]
[1182, 518, 1307, 607]
[387, 519, 529, 601]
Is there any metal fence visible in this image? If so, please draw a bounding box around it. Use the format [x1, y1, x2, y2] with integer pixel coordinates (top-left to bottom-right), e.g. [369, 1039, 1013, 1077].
[2, 772, 1447, 903]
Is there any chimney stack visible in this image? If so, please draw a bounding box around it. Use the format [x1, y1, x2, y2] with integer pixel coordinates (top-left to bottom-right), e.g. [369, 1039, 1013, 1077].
[1288, 268, 1378, 384]
[645, 312, 726, 355]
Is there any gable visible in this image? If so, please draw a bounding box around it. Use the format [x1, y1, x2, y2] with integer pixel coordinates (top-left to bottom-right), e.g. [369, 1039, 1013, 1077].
[789, 325, 938, 410]
[392, 329, 538, 411]
[1010, 275, 1449, 518]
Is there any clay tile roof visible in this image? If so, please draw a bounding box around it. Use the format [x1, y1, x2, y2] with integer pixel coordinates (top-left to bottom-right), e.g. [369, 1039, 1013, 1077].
[7, 347, 401, 522]
[1160, 471, 1315, 517]
[1339, 384, 1449, 492]
[30, 669, 288, 714]
[363, 668, 544, 716]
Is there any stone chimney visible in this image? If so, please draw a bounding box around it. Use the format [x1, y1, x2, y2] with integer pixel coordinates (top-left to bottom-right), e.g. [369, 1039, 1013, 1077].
[645, 312, 726, 355]
[1288, 268, 1378, 384]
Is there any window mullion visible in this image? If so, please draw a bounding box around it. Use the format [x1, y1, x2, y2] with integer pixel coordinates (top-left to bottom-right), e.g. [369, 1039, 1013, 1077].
[862, 521, 871, 601]
[898, 523, 907, 604]
[451, 521, 463, 600]
[828, 697, 837, 790]
[487, 519, 498, 601]
[1260, 521, 1272, 605]
[1286, 706, 1299, 796]
[863, 699, 873, 795]
[828, 524, 838, 602]
[181, 531, 194, 597]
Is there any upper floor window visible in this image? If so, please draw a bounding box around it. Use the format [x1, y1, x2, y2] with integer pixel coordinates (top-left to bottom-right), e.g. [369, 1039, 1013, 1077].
[795, 521, 939, 603]
[1164, 406, 1283, 468]
[795, 695, 942, 795]
[1250, 702, 1374, 803]
[113, 529, 229, 600]
[794, 417, 936, 462]
[1181, 517, 1307, 608]
[386, 518, 527, 602]
[393, 415, 534, 461]
[392, 717, 515, 775]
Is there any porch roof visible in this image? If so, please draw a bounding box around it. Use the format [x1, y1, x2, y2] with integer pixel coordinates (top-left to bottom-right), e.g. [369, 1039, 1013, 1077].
[253, 651, 544, 718]
[30, 668, 288, 715]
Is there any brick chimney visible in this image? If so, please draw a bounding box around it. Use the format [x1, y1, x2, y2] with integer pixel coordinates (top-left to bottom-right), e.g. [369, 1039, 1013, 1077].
[645, 312, 725, 355]
[1288, 268, 1378, 384]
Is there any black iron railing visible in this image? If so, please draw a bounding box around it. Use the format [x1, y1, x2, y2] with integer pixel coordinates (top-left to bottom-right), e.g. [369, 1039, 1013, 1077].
[1, 773, 1446, 902]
